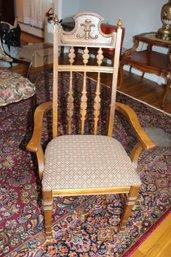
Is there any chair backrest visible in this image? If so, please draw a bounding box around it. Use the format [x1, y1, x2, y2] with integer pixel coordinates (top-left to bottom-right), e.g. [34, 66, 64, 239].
[53, 12, 123, 138]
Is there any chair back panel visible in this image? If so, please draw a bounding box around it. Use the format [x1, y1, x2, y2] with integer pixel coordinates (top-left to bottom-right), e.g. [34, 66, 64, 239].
[59, 12, 116, 48]
[53, 12, 123, 138]
[101, 23, 125, 52]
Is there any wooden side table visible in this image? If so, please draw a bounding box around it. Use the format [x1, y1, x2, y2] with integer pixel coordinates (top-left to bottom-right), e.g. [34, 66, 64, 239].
[119, 32, 171, 108]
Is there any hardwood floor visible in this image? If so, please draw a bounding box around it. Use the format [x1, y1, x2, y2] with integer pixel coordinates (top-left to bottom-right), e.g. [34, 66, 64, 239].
[131, 212, 171, 257]
[120, 71, 171, 115]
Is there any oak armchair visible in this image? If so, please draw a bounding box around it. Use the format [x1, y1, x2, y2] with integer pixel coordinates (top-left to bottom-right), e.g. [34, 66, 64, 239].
[27, 12, 155, 240]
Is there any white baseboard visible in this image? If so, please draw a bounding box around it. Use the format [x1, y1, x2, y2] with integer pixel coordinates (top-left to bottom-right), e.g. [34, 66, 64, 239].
[19, 22, 44, 38]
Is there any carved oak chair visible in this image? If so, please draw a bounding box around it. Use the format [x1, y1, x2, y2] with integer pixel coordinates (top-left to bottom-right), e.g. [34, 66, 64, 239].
[27, 12, 155, 239]
[0, 21, 35, 107]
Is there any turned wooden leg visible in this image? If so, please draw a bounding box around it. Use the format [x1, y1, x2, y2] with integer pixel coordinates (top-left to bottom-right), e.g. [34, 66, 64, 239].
[42, 190, 53, 239]
[129, 66, 132, 74]
[120, 186, 140, 231]
[161, 78, 171, 108]
[141, 71, 145, 79]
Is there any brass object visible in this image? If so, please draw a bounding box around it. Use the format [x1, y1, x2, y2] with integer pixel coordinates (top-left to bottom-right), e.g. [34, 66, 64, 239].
[156, 0, 171, 41]
[117, 19, 122, 29]
[53, 15, 59, 25]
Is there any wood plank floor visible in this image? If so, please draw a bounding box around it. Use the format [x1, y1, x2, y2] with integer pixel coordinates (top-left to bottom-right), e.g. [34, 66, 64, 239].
[131, 212, 171, 257]
[120, 71, 171, 115]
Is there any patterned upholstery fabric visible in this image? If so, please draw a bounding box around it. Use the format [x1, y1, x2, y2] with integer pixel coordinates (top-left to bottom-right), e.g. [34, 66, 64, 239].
[43, 135, 141, 191]
[0, 70, 35, 106]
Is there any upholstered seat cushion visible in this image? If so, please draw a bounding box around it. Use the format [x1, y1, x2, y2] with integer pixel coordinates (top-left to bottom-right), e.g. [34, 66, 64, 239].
[43, 135, 141, 191]
[0, 70, 35, 106]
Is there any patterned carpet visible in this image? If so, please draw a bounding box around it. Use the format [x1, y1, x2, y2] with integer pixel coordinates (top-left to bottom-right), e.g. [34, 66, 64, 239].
[0, 71, 171, 257]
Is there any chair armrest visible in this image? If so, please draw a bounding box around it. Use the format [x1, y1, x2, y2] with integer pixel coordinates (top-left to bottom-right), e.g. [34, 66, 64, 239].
[26, 101, 52, 152]
[115, 102, 155, 150]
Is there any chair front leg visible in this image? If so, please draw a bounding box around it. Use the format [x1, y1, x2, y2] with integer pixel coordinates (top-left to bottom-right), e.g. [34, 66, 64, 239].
[120, 186, 140, 231]
[42, 190, 53, 239]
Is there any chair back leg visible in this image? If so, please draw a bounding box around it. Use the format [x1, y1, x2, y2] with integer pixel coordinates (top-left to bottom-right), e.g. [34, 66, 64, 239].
[42, 190, 53, 239]
[120, 186, 140, 231]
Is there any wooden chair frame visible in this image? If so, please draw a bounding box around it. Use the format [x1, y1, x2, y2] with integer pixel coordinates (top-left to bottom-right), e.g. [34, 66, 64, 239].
[27, 12, 155, 240]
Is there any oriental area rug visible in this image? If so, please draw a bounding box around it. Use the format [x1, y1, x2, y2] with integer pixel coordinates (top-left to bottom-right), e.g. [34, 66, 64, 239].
[0, 71, 171, 257]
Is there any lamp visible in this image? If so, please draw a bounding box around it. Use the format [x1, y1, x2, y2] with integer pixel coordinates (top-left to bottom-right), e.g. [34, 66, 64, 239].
[156, 0, 171, 41]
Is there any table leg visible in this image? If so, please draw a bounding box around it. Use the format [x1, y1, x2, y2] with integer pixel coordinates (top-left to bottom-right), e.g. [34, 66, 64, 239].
[161, 78, 171, 108]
